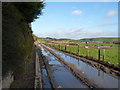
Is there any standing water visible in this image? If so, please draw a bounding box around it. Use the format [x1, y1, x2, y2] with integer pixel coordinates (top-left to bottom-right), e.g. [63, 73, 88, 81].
[40, 46, 89, 88]
[42, 44, 119, 88]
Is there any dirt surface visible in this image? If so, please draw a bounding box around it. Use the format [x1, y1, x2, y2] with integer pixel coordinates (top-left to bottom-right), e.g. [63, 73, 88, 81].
[41, 44, 98, 88]
[10, 46, 36, 88]
[64, 52, 120, 78]
[44, 44, 120, 77]
[37, 46, 56, 89]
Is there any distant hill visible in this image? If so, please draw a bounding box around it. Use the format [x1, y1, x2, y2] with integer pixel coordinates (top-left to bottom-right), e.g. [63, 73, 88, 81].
[80, 37, 118, 41]
[79, 37, 120, 44]
[38, 37, 72, 41]
[38, 37, 120, 44]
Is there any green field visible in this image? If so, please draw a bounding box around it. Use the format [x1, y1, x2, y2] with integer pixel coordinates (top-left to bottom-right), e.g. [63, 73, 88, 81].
[37, 38, 119, 67]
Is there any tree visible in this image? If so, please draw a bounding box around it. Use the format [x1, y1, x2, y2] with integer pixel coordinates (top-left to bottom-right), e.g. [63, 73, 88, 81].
[12, 2, 44, 23]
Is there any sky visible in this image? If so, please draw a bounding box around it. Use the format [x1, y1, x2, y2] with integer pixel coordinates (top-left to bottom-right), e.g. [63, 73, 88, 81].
[31, 2, 118, 39]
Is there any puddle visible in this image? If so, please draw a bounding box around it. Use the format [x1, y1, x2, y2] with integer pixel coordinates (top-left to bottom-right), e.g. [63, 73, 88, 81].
[42, 68, 52, 88]
[42, 44, 119, 88]
[40, 46, 88, 88]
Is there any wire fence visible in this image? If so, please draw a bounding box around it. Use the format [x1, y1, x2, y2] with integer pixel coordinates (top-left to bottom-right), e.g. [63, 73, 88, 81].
[44, 43, 119, 66]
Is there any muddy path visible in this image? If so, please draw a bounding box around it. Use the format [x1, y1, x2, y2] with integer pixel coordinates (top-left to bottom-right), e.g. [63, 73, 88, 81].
[37, 47, 53, 89]
[37, 45, 89, 89]
[39, 44, 119, 88]
[44, 44, 120, 77]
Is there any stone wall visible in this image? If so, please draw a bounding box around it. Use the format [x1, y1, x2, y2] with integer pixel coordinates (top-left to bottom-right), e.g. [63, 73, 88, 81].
[2, 71, 14, 88]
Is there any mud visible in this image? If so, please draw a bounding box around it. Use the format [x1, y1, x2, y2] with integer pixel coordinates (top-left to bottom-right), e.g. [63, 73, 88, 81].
[40, 44, 119, 88]
[44, 43, 120, 77]
[37, 47, 55, 89]
[40, 46, 89, 89]
[41, 44, 98, 88]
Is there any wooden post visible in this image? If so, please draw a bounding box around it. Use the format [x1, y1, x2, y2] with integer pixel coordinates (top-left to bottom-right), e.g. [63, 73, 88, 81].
[103, 49, 105, 61]
[77, 45, 79, 55]
[98, 49, 100, 60]
[86, 41, 87, 45]
[59, 44, 60, 50]
[103, 55, 104, 61]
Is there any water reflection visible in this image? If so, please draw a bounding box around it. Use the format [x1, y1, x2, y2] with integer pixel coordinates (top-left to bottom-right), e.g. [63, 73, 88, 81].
[102, 71, 105, 80]
[41, 46, 88, 88]
[42, 45, 119, 88]
[85, 64, 88, 70]
[42, 69, 52, 88]
[98, 69, 100, 77]
[78, 60, 80, 66]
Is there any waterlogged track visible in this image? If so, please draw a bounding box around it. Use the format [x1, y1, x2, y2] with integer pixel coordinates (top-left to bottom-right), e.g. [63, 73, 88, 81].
[40, 46, 88, 88]
[40, 44, 120, 88]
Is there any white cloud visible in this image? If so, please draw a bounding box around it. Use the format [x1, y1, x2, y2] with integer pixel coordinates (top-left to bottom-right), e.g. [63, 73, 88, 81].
[96, 22, 117, 27]
[45, 28, 117, 39]
[71, 10, 82, 15]
[105, 10, 117, 18]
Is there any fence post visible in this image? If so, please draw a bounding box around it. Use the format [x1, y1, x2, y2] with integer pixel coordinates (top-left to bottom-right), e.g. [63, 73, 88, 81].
[77, 45, 79, 55]
[103, 55, 104, 61]
[103, 49, 105, 61]
[59, 44, 60, 50]
[86, 41, 88, 45]
[98, 49, 100, 60]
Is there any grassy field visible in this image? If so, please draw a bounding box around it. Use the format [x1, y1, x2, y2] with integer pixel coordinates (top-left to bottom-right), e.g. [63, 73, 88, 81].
[37, 38, 119, 67]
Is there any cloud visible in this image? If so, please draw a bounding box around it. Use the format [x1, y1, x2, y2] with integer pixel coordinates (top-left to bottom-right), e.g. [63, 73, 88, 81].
[96, 22, 117, 27]
[46, 28, 117, 39]
[71, 10, 82, 15]
[105, 10, 117, 18]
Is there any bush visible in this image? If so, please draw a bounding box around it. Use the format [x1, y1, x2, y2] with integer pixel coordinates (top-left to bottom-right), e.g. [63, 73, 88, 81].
[2, 2, 44, 78]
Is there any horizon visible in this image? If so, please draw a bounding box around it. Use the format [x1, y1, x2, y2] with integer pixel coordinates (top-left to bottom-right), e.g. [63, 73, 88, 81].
[31, 2, 118, 39]
[38, 36, 119, 40]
